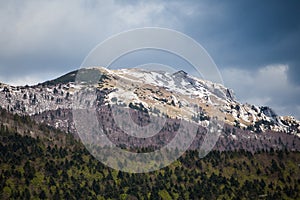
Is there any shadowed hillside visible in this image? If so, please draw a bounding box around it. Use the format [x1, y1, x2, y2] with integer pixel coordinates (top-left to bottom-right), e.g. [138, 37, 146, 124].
[0, 108, 300, 199]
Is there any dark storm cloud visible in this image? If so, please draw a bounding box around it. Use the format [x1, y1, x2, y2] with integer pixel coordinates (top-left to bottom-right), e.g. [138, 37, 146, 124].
[184, 0, 300, 85]
[178, 0, 300, 119]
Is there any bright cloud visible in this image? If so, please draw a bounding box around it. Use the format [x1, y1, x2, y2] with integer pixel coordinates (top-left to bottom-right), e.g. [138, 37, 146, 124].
[0, 1, 177, 56]
[0, 0, 198, 86]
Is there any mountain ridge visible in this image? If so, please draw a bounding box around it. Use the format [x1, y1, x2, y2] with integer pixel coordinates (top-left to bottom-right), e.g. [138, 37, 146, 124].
[0, 67, 299, 139]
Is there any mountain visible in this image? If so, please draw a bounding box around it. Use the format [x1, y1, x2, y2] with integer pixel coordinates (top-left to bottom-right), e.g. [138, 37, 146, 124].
[84, 67, 299, 134]
[1, 67, 300, 199]
[0, 67, 299, 152]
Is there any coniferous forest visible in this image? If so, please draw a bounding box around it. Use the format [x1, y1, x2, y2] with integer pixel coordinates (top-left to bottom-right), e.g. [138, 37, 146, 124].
[0, 108, 300, 199]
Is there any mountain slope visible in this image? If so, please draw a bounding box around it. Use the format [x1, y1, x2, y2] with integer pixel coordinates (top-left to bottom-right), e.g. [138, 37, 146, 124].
[1, 67, 298, 134]
[97, 67, 299, 134]
[1, 109, 300, 199]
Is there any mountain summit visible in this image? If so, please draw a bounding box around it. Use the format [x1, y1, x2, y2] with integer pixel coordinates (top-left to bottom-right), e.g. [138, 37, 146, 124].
[0, 67, 299, 137]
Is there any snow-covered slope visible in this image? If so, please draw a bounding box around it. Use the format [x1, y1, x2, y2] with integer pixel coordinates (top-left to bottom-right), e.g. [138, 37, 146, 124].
[0, 67, 299, 136]
[97, 67, 299, 135]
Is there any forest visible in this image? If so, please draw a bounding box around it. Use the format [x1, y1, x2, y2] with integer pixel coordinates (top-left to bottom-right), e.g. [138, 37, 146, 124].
[0, 108, 300, 199]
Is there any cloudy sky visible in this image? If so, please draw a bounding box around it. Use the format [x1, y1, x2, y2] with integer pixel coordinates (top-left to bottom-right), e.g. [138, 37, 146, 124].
[0, 0, 299, 119]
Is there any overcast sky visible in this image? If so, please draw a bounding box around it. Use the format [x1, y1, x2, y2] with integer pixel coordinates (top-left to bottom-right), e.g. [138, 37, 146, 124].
[0, 0, 299, 119]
